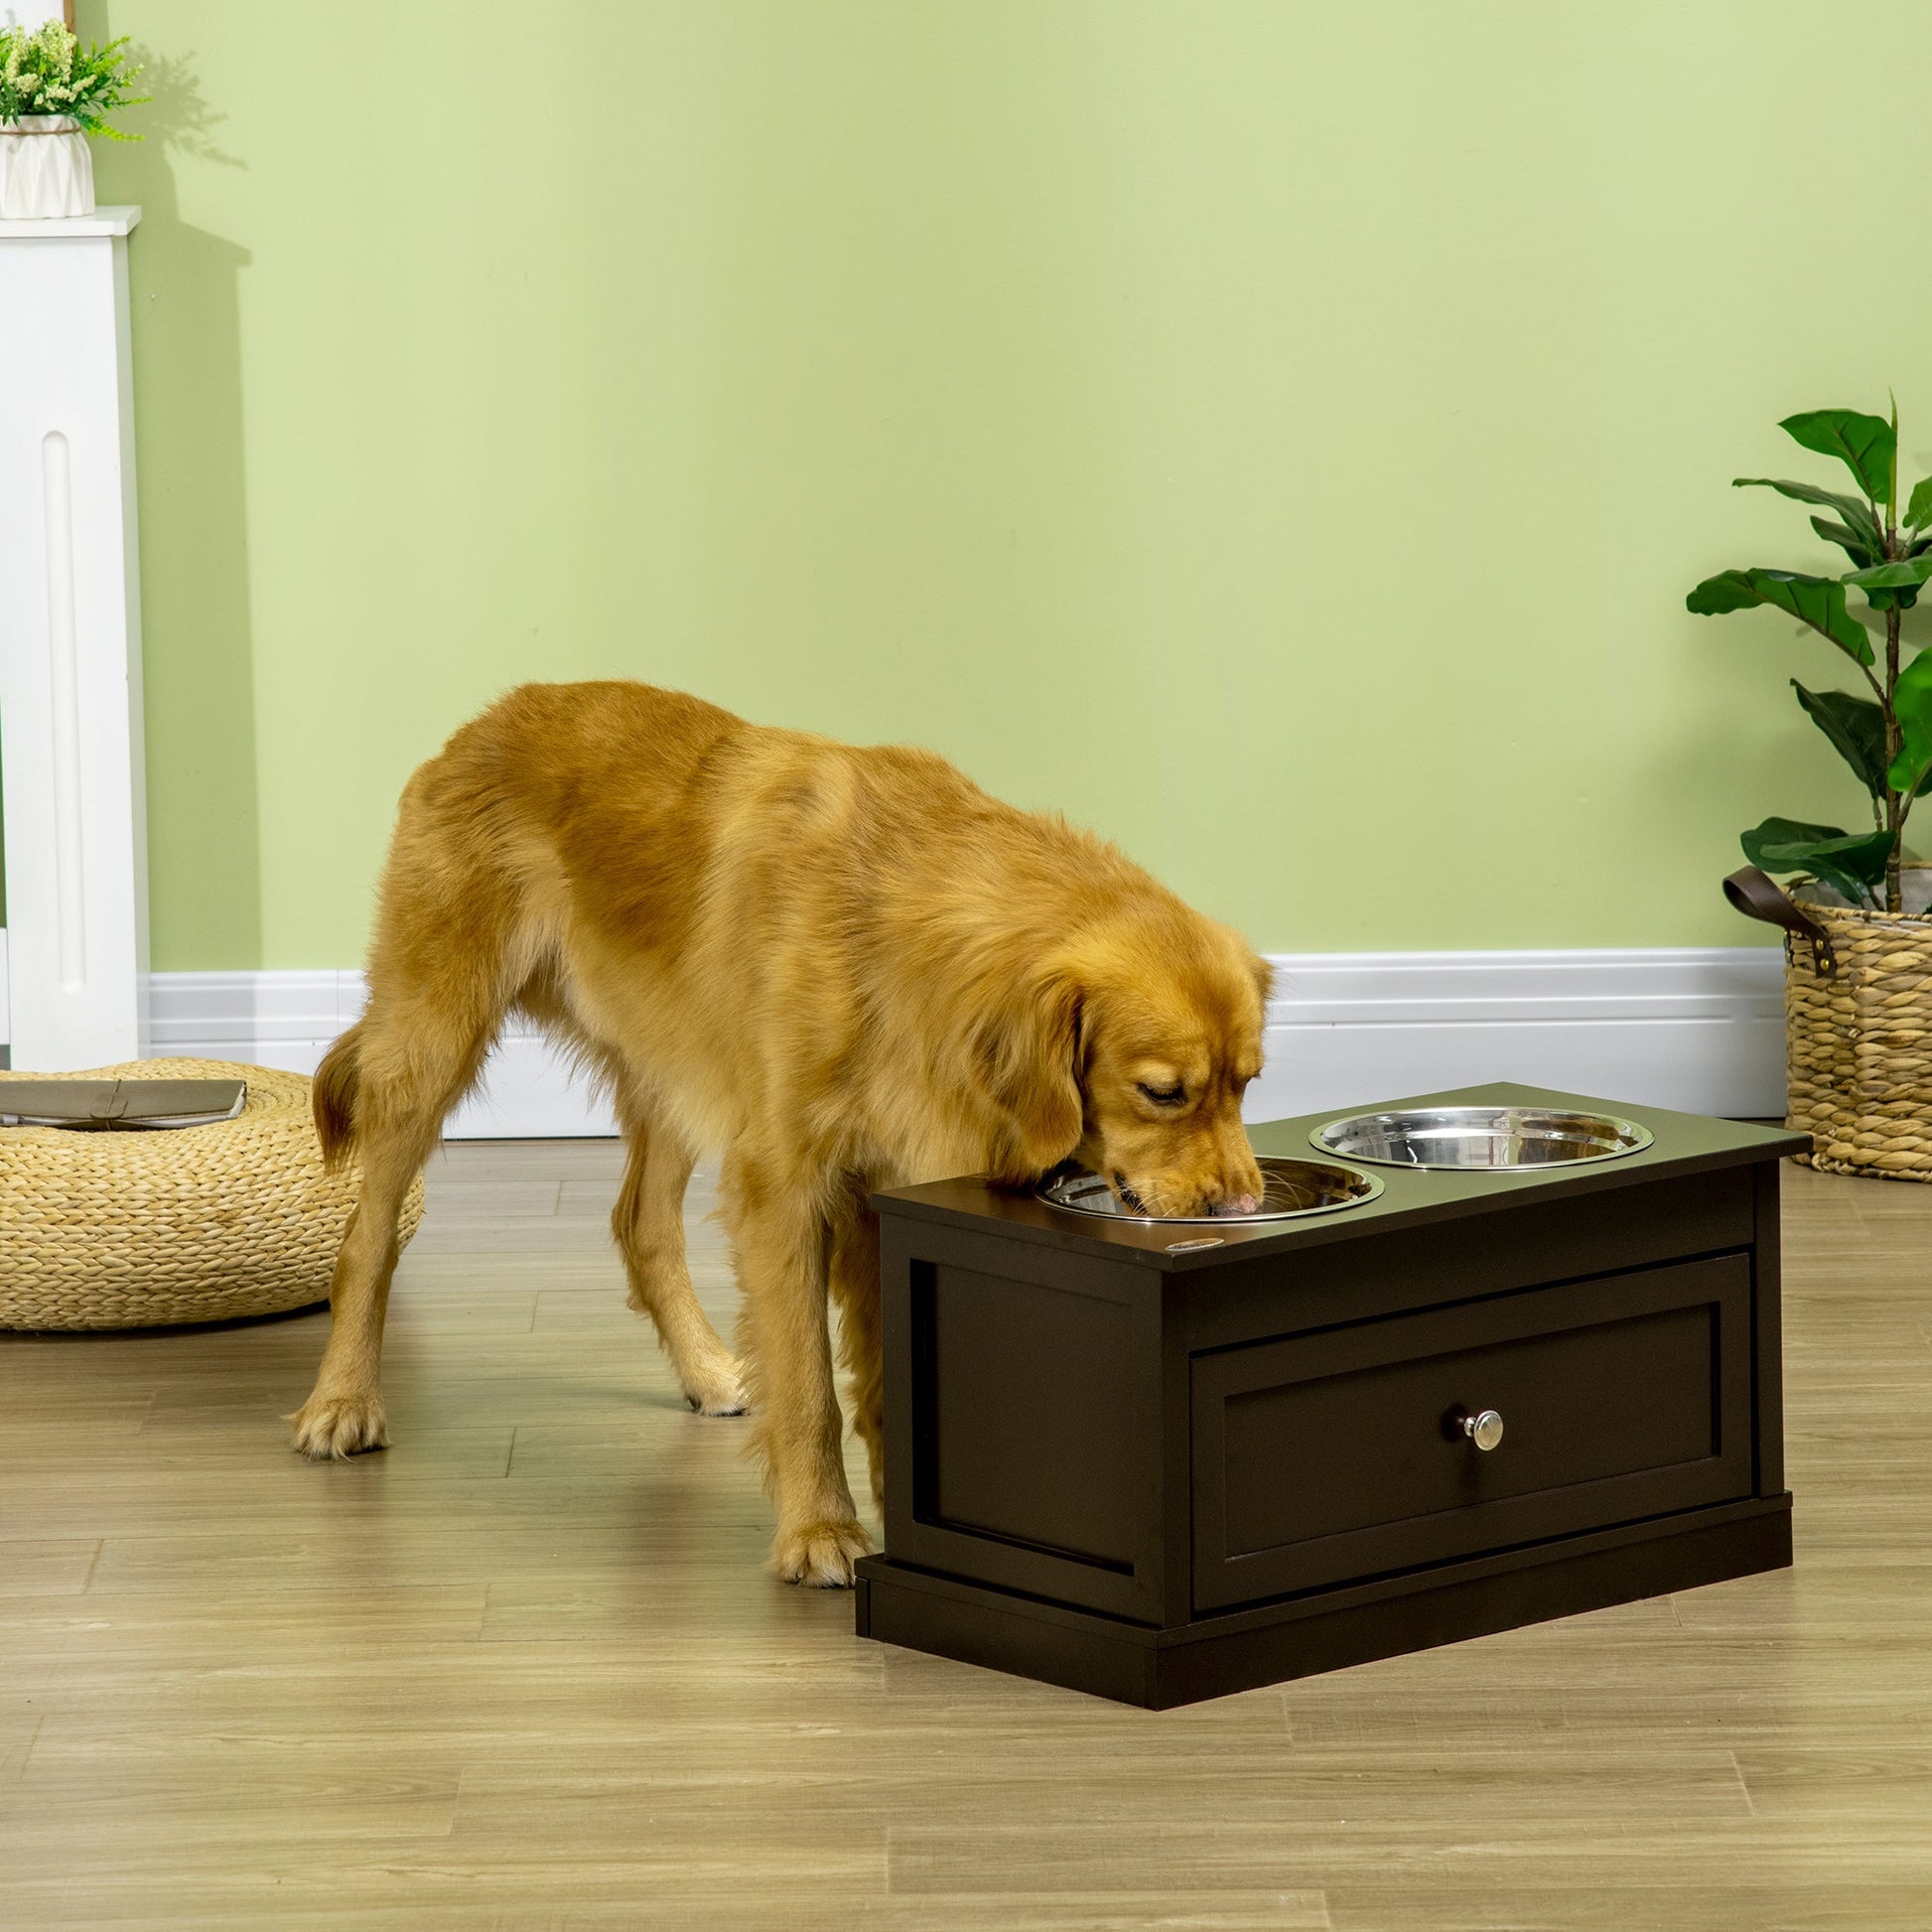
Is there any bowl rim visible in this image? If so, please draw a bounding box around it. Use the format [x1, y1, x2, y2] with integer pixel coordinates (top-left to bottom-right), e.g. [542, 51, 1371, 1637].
[1308, 1104, 1654, 1171]
[1036, 1155, 1386, 1225]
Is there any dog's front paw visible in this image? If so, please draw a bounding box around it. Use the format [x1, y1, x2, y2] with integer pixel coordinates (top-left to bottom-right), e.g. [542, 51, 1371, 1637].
[771, 1518, 875, 1588]
[681, 1354, 751, 1418]
[287, 1390, 388, 1460]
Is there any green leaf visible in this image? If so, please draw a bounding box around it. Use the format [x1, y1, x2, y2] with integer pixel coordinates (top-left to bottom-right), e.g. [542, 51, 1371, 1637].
[1845, 553, 1932, 615]
[1791, 681, 1887, 798]
[1741, 816, 1849, 863]
[1686, 568, 1875, 666]
[1740, 817, 1894, 906]
[1809, 514, 1877, 568]
[1688, 570, 1765, 616]
[1844, 557, 1932, 591]
[1906, 476, 1932, 530]
[1887, 650, 1932, 794]
[1779, 409, 1896, 502]
[1734, 477, 1883, 549]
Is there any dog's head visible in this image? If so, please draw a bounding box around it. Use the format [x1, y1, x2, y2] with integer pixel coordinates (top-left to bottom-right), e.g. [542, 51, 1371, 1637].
[979, 915, 1271, 1218]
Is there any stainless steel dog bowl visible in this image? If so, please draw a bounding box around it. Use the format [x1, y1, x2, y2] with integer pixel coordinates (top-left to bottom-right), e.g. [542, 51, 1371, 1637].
[1037, 1156, 1384, 1224]
[1311, 1105, 1653, 1171]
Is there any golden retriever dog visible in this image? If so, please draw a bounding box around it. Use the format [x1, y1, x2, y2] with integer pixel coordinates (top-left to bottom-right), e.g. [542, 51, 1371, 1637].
[295, 681, 1271, 1587]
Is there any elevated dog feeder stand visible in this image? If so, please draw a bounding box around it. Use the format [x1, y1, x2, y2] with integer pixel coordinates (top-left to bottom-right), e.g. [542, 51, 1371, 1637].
[857, 1082, 1803, 1708]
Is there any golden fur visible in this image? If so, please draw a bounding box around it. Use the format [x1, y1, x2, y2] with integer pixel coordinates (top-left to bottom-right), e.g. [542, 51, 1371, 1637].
[296, 681, 1270, 1586]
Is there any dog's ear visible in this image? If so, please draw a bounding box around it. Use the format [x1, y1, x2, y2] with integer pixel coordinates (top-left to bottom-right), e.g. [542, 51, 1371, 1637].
[975, 969, 1086, 1181]
[1250, 954, 1275, 1013]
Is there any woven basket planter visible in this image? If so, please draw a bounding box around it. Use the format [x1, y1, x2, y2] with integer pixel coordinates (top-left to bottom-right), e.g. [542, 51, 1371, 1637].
[0, 1057, 424, 1329]
[1727, 865, 1932, 1181]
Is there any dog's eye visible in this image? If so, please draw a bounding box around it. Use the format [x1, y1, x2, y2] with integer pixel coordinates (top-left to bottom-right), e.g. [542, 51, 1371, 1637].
[1138, 1083, 1186, 1107]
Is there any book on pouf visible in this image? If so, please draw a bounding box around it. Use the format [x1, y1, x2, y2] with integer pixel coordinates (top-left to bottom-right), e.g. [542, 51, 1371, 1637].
[0, 1079, 248, 1131]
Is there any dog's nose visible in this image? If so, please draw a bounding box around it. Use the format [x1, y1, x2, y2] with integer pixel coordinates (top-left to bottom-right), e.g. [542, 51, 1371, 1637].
[1207, 1190, 1260, 1217]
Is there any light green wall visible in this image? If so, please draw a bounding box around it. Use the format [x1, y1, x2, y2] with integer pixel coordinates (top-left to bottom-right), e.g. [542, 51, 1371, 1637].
[84, 0, 1932, 971]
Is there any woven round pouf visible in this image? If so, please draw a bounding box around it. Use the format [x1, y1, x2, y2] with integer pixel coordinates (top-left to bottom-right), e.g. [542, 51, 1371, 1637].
[0, 1058, 425, 1329]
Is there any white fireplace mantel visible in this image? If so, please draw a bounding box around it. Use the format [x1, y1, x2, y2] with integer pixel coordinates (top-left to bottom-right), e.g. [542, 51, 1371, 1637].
[0, 203, 148, 1071]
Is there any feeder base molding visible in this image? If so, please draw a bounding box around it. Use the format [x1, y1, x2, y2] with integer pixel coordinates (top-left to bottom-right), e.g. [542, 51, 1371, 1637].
[857, 1496, 1792, 1710]
[859, 1082, 1804, 1708]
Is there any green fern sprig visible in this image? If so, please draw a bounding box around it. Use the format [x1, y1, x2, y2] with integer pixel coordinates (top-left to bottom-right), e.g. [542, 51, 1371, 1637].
[0, 24, 147, 140]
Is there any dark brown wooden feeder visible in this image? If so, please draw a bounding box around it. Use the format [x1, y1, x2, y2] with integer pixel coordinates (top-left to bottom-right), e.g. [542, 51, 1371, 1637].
[855, 1082, 1804, 1708]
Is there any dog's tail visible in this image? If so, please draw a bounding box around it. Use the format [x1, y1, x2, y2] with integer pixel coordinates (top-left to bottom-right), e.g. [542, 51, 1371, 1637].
[313, 1022, 364, 1171]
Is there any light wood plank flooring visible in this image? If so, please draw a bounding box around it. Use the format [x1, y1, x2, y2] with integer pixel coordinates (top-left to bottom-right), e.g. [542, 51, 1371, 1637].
[2, 1145, 1929, 1930]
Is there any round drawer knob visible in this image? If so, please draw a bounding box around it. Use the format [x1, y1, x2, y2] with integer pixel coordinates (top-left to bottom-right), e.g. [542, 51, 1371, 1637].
[1462, 1409, 1505, 1451]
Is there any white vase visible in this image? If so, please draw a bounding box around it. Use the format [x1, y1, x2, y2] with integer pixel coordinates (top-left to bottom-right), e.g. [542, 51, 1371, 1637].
[0, 116, 95, 220]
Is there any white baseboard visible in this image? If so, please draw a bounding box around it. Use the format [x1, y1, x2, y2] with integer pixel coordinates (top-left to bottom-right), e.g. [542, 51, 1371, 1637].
[137, 948, 1788, 1140]
[1247, 948, 1785, 1124]
[144, 969, 619, 1139]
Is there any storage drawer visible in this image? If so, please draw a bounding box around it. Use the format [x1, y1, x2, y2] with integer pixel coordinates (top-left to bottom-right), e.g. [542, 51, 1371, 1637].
[1191, 1254, 1753, 1611]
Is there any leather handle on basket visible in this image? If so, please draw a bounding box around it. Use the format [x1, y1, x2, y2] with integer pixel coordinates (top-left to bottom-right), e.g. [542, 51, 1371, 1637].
[1724, 866, 1837, 977]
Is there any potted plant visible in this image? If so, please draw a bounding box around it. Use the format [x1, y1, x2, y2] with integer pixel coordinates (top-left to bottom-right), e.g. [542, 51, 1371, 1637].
[1689, 401, 1932, 1179]
[0, 23, 143, 220]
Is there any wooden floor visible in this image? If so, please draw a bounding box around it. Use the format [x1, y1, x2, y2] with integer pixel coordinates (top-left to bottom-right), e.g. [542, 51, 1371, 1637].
[3, 1144, 1930, 1930]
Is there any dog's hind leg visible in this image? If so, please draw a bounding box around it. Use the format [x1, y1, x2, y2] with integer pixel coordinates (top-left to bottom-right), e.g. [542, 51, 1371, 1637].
[612, 1096, 747, 1417]
[291, 799, 514, 1457]
[290, 985, 499, 1457]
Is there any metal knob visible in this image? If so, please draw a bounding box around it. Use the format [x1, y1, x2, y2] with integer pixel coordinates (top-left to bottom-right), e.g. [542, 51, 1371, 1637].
[1461, 1409, 1505, 1451]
